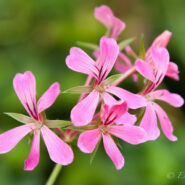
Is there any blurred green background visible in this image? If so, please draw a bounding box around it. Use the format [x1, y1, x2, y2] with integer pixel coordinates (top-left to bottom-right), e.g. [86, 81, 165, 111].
[0, 0, 185, 185]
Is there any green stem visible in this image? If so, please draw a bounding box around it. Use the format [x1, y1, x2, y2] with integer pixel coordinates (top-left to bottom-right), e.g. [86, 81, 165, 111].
[46, 164, 62, 185]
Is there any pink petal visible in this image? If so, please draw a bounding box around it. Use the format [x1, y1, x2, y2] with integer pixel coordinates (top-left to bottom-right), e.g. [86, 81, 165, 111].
[94, 5, 114, 28]
[166, 62, 179, 81]
[110, 17, 126, 39]
[13, 71, 38, 120]
[66, 47, 99, 78]
[108, 125, 147, 144]
[153, 103, 177, 141]
[149, 89, 184, 107]
[71, 90, 99, 126]
[103, 133, 124, 170]
[146, 30, 172, 62]
[77, 129, 101, 153]
[101, 101, 128, 125]
[106, 86, 147, 109]
[135, 59, 155, 82]
[101, 92, 117, 105]
[37, 82, 60, 114]
[0, 124, 33, 154]
[140, 102, 160, 140]
[24, 130, 40, 171]
[115, 112, 137, 125]
[115, 62, 130, 74]
[97, 36, 119, 83]
[41, 126, 74, 165]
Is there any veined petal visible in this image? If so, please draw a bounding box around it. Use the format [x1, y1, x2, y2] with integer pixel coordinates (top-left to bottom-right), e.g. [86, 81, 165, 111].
[24, 130, 40, 171]
[101, 101, 128, 125]
[101, 92, 117, 105]
[94, 5, 114, 28]
[140, 102, 160, 140]
[0, 124, 33, 154]
[166, 62, 179, 81]
[66, 47, 98, 78]
[135, 59, 155, 82]
[149, 89, 184, 107]
[108, 125, 148, 144]
[97, 36, 119, 83]
[110, 17, 125, 39]
[13, 71, 38, 120]
[106, 86, 147, 109]
[37, 82, 60, 114]
[77, 129, 101, 153]
[153, 103, 177, 141]
[41, 126, 74, 165]
[71, 90, 99, 126]
[115, 112, 137, 125]
[103, 133, 124, 170]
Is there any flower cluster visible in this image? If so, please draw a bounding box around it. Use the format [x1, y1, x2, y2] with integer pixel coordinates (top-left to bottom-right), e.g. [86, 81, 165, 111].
[0, 5, 184, 171]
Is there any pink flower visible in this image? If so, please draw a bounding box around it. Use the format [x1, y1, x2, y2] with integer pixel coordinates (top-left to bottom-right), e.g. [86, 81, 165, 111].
[145, 30, 179, 81]
[0, 71, 74, 170]
[77, 101, 147, 170]
[94, 5, 125, 39]
[66, 36, 146, 126]
[135, 47, 184, 141]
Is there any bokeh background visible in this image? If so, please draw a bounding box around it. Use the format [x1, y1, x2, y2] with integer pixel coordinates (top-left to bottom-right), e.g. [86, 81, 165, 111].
[0, 0, 185, 185]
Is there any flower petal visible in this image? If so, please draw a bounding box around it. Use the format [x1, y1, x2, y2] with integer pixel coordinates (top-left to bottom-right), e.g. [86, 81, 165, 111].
[135, 59, 155, 82]
[0, 124, 33, 154]
[110, 17, 125, 39]
[66, 47, 98, 78]
[166, 62, 179, 81]
[101, 92, 117, 105]
[77, 129, 101, 153]
[37, 82, 60, 114]
[103, 133, 124, 170]
[115, 112, 137, 125]
[106, 86, 147, 109]
[153, 103, 177, 141]
[24, 130, 40, 171]
[149, 89, 184, 107]
[13, 71, 38, 120]
[108, 125, 147, 144]
[94, 5, 114, 28]
[140, 102, 160, 140]
[41, 126, 74, 165]
[71, 90, 99, 126]
[97, 36, 119, 83]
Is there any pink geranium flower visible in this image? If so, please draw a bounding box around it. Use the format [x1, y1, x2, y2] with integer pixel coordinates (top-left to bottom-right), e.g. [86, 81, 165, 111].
[135, 47, 184, 141]
[94, 5, 125, 39]
[66, 36, 146, 126]
[0, 71, 74, 170]
[77, 101, 147, 170]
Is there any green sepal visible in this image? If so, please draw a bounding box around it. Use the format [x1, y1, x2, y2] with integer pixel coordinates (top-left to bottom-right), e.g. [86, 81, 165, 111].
[45, 120, 73, 128]
[90, 139, 101, 165]
[77, 41, 99, 50]
[118, 37, 135, 51]
[139, 34, 146, 59]
[103, 74, 124, 85]
[66, 125, 97, 132]
[4, 112, 34, 124]
[63, 86, 93, 94]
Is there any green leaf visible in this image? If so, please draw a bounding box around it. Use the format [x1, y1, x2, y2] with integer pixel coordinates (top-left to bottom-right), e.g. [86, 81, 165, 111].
[118, 37, 135, 51]
[90, 139, 101, 165]
[4, 112, 34, 124]
[103, 74, 123, 85]
[77, 41, 99, 50]
[45, 120, 72, 128]
[139, 34, 145, 59]
[66, 125, 97, 132]
[63, 86, 93, 94]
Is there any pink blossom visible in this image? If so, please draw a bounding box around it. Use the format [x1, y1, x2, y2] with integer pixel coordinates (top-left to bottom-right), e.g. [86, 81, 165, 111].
[94, 5, 125, 39]
[0, 71, 74, 170]
[135, 47, 184, 141]
[66, 36, 146, 126]
[77, 101, 147, 170]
